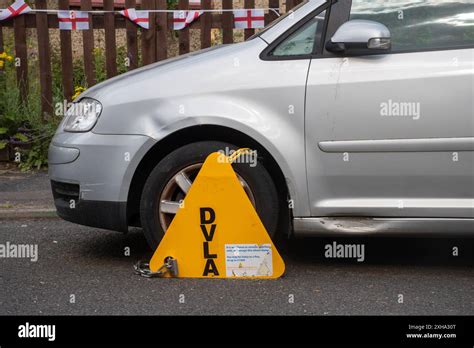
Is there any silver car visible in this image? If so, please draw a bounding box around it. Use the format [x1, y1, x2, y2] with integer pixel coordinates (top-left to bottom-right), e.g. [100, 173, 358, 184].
[49, 0, 474, 248]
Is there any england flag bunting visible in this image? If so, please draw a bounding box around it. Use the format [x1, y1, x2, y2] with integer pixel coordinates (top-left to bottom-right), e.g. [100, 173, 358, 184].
[173, 10, 203, 30]
[58, 10, 89, 30]
[0, 0, 31, 21]
[119, 8, 149, 29]
[0, 2, 267, 31]
[233, 9, 265, 29]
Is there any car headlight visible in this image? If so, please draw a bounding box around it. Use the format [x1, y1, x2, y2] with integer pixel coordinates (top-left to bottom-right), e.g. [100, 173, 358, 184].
[63, 98, 102, 132]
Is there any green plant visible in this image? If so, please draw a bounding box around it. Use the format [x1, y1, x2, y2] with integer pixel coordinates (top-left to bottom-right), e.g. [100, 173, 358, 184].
[0, 43, 61, 171]
[0, 54, 37, 150]
[167, 0, 178, 9]
[0, 130, 7, 150]
[93, 47, 107, 83]
[17, 122, 59, 171]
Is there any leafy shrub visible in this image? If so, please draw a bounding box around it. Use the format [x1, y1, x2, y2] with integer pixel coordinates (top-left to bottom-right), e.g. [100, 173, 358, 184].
[0, 46, 60, 171]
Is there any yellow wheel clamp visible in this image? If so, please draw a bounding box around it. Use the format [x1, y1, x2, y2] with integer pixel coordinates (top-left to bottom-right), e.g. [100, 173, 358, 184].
[135, 149, 285, 279]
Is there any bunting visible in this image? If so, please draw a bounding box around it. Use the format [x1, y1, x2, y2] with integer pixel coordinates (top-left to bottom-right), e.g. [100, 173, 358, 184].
[0, 1, 278, 31]
[0, 0, 31, 21]
[119, 8, 150, 29]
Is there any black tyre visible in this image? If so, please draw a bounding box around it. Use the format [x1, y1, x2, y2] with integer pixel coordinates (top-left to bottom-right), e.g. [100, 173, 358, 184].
[140, 141, 279, 249]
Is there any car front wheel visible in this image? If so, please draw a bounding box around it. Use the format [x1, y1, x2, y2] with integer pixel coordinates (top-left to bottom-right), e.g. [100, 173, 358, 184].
[140, 141, 279, 250]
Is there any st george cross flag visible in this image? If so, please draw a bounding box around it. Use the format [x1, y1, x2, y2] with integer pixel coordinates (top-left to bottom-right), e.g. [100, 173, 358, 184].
[119, 8, 149, 29]
[58, 10, 89, 30]
[233, 9, 265, 29]
[0, 0, 31, 21]
[173, 10, 203, 30]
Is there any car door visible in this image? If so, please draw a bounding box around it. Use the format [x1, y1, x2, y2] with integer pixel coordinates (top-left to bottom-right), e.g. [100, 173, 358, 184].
[305, 0, 474, 218]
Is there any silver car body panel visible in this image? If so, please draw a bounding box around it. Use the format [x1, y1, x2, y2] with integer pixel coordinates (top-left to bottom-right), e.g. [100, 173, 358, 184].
[50, 132, 155, 202]
[49, 0, 474, 235]
[48, 144, 80, 164]
[294, 217, 474, 236]
[306, 48, 474, 219]
[330, 19, 391, 43]
[79, 38, 312, 216]
[319, 137, 474, 153]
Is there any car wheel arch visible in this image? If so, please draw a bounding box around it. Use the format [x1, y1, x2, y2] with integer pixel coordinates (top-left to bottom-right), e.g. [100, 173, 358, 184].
[126, 124, 292, 236]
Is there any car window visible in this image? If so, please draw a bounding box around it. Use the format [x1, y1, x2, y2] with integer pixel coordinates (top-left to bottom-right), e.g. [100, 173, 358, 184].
[270, 10, 327, 57]
[250, 0, 309, 40]
[350, 0, 474, 52]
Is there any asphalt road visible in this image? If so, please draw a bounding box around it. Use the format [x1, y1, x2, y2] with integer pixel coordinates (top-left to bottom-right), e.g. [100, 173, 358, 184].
[1, 218, 473, 315]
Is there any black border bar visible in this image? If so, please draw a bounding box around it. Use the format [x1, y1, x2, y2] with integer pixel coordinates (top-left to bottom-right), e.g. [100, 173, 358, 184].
[0, 315, 473, 346]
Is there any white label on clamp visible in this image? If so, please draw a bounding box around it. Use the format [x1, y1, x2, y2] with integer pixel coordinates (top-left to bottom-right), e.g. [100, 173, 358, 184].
[225, 244, 273, 277]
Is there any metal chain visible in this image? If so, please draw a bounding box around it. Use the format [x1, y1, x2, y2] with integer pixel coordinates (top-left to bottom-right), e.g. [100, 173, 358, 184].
[134, 257, 178, 278]
[228, 148, 255, 163]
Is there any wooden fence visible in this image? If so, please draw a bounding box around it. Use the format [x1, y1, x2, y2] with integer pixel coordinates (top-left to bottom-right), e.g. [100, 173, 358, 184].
[0, 0, 304, 117]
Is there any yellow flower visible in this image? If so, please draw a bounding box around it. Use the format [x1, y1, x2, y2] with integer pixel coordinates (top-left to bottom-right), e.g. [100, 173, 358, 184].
[0, 60, 4, 68]
[6, 55, 13, 61]
[72, 86, 86, 100]
[0, 52, 6, 59]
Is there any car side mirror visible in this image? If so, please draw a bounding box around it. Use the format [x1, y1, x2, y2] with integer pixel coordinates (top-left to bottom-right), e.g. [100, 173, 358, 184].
[326, 20, 391, 56]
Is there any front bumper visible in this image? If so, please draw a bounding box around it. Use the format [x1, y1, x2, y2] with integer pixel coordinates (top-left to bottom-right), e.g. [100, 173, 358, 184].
[49, 131, 155, 232]
[51, 180, 128, 232]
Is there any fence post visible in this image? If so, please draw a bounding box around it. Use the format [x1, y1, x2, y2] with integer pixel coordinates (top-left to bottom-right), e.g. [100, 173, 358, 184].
[244, 0, 255, 40]
[141, 0, 156, 65]
[156, 0, 167, 61]
[0, 23, 3, 54]
[58, 0, 73, 101]
[13, 12, 28, 104]
[201, 0, 212, 49]
[222, 0, 233, 44]
[125, 0, 139, 70]
[286, 0, 295, 12]
[0, 22, 4, 97]
[269, 0, 280, 23]
[178, 0, 190, 54]
[35, 0, 53, 119]
[82, 0, 96, 85]
[104, 0, 118, 77]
